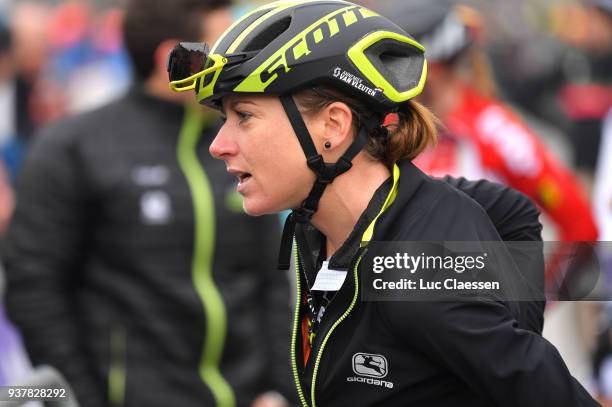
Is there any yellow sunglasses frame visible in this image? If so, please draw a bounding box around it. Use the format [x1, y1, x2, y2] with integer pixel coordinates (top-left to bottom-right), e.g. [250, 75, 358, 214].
[169, 53, 227, 93]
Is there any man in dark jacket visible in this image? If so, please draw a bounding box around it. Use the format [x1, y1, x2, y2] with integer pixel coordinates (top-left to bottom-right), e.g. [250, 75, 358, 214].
[2, 1, 293, 406]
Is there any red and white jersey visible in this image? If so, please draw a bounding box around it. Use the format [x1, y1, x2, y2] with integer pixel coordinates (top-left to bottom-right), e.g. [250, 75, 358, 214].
[412, 85, 598, 242]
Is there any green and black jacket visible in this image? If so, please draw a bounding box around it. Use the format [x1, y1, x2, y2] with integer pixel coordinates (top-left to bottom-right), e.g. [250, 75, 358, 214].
[3, 86, 293, 407]
[291, 160, 598, 407]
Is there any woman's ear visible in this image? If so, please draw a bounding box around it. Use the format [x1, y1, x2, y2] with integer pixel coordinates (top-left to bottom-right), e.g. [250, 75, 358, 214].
[319, 101, 354, 157]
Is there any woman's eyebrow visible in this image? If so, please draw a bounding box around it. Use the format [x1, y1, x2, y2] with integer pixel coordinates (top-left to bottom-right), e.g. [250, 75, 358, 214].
[230, 99, 258, 109]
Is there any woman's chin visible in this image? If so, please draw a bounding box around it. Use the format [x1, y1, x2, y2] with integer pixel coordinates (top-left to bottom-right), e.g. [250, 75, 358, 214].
[243, 206, 264, 216]
[242, 199, 275, 216]
[243, 196, 291, 217]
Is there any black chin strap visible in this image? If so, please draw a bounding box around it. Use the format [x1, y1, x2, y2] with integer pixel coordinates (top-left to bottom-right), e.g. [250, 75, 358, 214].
[277, 94, 370, 270]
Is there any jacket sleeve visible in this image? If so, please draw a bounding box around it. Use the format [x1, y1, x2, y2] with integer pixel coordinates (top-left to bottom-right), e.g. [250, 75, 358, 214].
[383, 196, 598, 407]
[442, 176, 543, 242]
[383, 299, 598, 407]
[443, 176, 545, 333]
[3, 126, 105, 407]
[255, 214, 295, 402]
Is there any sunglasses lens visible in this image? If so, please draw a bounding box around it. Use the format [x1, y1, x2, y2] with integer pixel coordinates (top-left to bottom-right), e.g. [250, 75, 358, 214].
[168, 42, 209, 82]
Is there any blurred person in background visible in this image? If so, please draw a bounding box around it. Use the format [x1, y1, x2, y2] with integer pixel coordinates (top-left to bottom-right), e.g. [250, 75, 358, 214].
[3, 0, 132, 182]
[3, 1, 293, 407]
[0, 16, 13, 231]
[11, 1, 65, 143]
[0, 13, 32, 389]
[2, 1, 64, 182]
[379, 0, 598, 250]
[46, 1, 131, 114]
[551, 0, 612, 180]
[379, 0, 603, 392]
[556, 0, 612, 176]
[489, 0, 612, 185]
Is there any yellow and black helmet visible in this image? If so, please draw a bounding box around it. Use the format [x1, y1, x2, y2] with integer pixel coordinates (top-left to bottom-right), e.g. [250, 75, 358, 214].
[169, 0, 430, 270]
[169, 0, 427, 112]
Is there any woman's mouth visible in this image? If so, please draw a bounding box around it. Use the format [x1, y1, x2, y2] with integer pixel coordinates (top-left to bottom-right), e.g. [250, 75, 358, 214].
[237, 172, 252, 184]
[228, 168, 252, 193]
[228, 168, 252, 183]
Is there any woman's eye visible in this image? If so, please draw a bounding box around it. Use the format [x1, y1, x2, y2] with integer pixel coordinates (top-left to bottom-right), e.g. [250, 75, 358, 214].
[236, 111, 252, 123]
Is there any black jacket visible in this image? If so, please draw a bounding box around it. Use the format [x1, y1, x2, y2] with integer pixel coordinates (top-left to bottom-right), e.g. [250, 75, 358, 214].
[291, 160, 597, 407]
[3, 86, 293, 407]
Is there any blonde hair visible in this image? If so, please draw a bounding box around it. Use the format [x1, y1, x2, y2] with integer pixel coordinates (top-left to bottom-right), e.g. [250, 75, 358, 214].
[294, 86, 438, 168]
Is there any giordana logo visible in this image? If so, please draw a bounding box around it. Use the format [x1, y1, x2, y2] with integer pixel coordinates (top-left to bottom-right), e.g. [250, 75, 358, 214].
[347, 353, 394, 389]
[352, 353, 388, 378]
[333, 67, 380, 97]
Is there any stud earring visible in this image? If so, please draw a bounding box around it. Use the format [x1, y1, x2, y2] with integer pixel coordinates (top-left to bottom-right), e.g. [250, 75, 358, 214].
[324, 141, 332, 150]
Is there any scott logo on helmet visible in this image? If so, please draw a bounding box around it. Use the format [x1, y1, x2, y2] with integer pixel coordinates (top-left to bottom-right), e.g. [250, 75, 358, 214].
[234, 6, 378, 93]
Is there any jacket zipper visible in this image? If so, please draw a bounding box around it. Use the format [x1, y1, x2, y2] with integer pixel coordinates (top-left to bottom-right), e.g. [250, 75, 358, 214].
[309, 255, 363, 407]
[291, 241, 310, 407]
[292, 163, 400, 406]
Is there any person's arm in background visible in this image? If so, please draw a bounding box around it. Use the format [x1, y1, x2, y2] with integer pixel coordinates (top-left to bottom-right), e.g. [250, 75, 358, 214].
[471, 103, 598, 242]
[252, 214, 295, 407]
[2, 124, 105, 407]
[444, 176, 545, 333]
[461, 101, 598, 293]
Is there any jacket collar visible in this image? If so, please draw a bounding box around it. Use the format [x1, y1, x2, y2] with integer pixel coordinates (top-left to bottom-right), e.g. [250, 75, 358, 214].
[295, 174, 393, 275]
[372, 160, 429, 241]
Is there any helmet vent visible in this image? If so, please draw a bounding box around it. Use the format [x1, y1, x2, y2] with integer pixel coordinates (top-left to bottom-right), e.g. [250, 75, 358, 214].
[364, 39, 425, 92]
[243, 16, 292, 52]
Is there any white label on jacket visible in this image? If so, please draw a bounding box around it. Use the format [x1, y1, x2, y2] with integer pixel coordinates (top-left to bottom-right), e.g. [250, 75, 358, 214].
[311, 261, 347, 291]
[140, 190, 172, 225]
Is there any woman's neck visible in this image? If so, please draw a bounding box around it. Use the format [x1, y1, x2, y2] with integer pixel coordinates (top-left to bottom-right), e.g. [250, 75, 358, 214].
[310, 154, 391, 258]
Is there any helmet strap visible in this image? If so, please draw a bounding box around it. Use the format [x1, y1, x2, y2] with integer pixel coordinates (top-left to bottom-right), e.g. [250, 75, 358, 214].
[277, 94, 368, 270]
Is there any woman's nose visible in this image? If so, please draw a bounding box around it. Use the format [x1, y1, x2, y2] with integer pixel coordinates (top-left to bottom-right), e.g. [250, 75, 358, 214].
[209, 125, 238, 159]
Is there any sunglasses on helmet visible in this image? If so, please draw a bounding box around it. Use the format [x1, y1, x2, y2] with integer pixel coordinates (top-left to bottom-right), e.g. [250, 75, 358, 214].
[168, 42, 257, 93]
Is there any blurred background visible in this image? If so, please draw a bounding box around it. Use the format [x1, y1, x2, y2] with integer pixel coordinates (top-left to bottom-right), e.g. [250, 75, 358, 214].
[0, 0, 609, 404]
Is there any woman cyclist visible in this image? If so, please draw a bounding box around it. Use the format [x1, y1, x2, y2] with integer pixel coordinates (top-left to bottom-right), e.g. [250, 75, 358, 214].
[168, 1, 598, 405]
